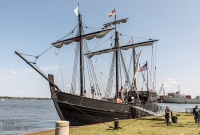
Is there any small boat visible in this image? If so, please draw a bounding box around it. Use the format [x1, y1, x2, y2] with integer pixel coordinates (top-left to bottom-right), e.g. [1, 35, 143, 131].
[1, 99, 5, 100]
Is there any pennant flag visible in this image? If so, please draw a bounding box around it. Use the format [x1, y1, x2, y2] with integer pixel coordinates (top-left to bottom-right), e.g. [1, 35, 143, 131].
[74, 6, 79, 16]
[139, 63, 147, 72]
[108, 10, 115, 18]
[134, 51, 142, 79]
[127, 39, 132, 44]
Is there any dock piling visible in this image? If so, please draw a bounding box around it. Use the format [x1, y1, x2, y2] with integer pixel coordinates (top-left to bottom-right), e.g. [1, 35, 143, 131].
[114, 118, 119, 130]
[55, 121, 69, 135]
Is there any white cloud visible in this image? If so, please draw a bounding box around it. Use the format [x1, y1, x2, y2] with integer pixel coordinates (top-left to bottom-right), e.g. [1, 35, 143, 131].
[181, 88, 190, 91]
[163, 82, 170, 85]
[0, 66, 57, 82]
[190, 81, 198, 84]
[11, 71, 16, 74]
[0, 71, 2, 73]
[169, 81, 179, 84]
[166, 78, 175, 81]
[34, 89, 38, 91]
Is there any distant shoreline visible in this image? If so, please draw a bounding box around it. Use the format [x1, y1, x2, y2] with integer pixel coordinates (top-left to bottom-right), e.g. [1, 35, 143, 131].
[0, 96, 51, 100]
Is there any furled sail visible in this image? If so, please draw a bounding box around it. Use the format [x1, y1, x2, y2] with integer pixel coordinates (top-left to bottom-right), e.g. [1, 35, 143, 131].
[85, 40, 157, 58]
[103, 18, 128, 28]
[52, 28, 114, 48]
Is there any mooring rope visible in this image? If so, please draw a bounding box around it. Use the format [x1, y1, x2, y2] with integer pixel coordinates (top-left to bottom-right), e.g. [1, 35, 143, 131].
[62, 100, 114, 128]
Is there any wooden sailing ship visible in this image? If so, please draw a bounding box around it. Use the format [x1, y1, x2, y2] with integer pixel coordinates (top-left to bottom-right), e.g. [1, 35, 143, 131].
[15, 6, 159, 126]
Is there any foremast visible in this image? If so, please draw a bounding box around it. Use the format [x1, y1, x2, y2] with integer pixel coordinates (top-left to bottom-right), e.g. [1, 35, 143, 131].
[78, 9, 84, 96]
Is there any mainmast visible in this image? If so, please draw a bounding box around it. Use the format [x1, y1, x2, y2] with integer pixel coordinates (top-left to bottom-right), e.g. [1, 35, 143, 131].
[78, 6, 84, 96]
[114, 10, 119, 98]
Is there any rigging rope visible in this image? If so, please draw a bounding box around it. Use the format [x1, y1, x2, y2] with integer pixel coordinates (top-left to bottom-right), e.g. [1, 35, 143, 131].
[84, 25, 101, 97]
[89, 33, 114, 52]
[105, 52, 116, 98]
[154, 41, 158, 92]
[119, 50, 132, 90]
[57, 49, 65, 87]
[151, 45, 154, 89]
[35, 46, 54, 62]
[19, 53, 36, 57]
[127, 53, 133, 82]
[53, 48, 72, 91]
[71, 42, 80, 94]
[22, 25, 79, 64]
[83, 30, 102, 98]
[82, 23, 103, 30]
[119, 52, 123, 87]
[94, 67, 107, 93]
[90, 60, 101, 96]
[119, 33, 151, 41]
[20, 45, 54, 63]
[53, 48, 59, 83]
[120, 36, 133, 80]
[59, 24, 78, 41]
[88, 58, 101, 97]
[34, 64, 48, 79]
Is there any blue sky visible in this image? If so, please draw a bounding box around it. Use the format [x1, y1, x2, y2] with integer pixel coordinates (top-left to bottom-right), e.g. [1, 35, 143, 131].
[0, 0, 200, 98]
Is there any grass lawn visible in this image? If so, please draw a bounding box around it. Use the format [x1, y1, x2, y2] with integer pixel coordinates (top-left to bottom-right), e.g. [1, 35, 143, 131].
[34, 113, 200, 135]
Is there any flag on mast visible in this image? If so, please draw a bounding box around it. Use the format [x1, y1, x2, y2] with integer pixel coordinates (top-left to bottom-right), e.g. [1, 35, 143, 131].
[74, 6, 79, 16]
[108, 10, 115, 18]
[139, 63, 147, 72]
[134, 51, 142, 79]
[127, 38, 132, 44]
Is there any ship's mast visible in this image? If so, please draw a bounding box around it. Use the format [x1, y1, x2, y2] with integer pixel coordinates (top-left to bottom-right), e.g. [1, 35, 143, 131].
[78, 5, 84, 96]
[178, 85, 180, 94]
[114, 10, 119, 98]
[146, 61, 148, 90]
[133, 47, 136, 86]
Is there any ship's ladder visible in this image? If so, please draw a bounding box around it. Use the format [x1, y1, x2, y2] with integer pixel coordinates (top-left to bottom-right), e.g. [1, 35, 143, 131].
[132, 106, 163, 117]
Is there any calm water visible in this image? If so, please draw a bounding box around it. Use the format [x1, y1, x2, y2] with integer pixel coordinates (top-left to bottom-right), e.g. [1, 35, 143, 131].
[0, 100, 199, 135]
[0, 100, 59, 135]
[158, 103, 200, 112]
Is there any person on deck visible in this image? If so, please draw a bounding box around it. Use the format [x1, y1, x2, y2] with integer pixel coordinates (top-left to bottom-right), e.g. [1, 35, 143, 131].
[118, 87, 123, 98]
[130, 97, 135, 104]
[116, 97, 122, 103]
[83, 90, 87, 97]
[91, 86, 95, 99]
[119, 86, 123, 92]
[193, 105, 200, 124]
[165, 106, 172, 126]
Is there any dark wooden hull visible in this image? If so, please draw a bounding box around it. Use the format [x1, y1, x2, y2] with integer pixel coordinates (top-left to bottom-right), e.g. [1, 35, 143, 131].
[48, 74, 158, 126]
[55, 91, 132, 126]
[57, 97, 131, 125]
